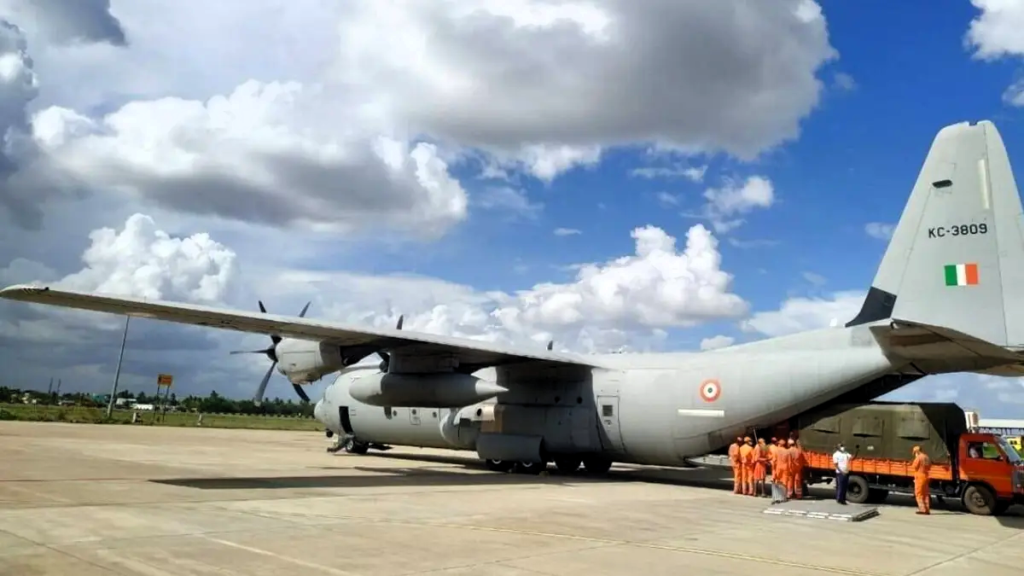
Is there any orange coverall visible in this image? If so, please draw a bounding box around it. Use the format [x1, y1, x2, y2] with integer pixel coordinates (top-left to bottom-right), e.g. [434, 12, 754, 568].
[739, 439, 755, 495]
[729, 438, 743, 494]
[774, 441, 791, 495]
[790, 443, 805, 499]
[912, 447, 932, 514]
[752, 439, 768, 496]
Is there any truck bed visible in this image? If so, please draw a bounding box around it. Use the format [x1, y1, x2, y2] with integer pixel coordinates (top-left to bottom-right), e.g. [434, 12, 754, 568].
[802, 450, 954, 482]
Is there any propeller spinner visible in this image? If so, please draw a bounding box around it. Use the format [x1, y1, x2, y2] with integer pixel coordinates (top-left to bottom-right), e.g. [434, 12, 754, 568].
[229, 300, 311, 406]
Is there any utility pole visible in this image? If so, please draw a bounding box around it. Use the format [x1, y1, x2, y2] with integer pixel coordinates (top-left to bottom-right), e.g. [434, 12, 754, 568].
[106, 315, 131, 419]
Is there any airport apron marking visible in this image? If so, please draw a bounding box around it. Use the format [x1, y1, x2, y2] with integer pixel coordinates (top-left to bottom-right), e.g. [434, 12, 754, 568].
[700, 379, 721, 402]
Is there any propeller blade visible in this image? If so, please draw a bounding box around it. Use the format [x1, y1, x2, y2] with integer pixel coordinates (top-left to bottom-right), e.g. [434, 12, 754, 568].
[254, 361, 276, 406]
[230, 348, 270, 355]
[258, 300, 267, 314]
[378, 315, 402, 371]
[547, 340, 553, 351]
[292, 383, 310, 403]
[298, 301, 311, 318]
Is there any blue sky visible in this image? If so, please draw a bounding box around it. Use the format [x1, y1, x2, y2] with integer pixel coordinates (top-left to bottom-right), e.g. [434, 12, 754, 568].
[1, 1, 1024, 416]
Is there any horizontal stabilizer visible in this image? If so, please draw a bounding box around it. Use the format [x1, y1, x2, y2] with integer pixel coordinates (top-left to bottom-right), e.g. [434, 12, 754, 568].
[870, 318, 1024, 375]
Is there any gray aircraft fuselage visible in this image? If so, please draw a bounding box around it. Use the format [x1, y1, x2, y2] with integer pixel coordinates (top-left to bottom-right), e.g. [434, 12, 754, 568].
[314, 321, 918, 469]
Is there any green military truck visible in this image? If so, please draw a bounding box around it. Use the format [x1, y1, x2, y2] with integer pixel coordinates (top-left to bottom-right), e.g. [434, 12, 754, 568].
[795, 402, 1024, 515]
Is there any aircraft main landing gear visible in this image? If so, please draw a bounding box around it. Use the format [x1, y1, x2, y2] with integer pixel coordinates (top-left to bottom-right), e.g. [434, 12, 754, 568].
[581, 455, 612, 474]
[485, 459, 515, 472]
[553, 456, 582, 474]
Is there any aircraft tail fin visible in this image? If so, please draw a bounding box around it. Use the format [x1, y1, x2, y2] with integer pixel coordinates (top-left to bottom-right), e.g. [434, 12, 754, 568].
[848, 120, 1024, 351]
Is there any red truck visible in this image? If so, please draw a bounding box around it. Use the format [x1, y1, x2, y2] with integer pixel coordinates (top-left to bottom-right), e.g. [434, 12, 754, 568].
[794, 402, 1024, 516]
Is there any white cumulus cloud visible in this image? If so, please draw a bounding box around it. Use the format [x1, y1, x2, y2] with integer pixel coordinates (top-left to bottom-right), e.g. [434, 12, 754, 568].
[55, 214, 236, 303]
[30, 82, 469, 238]
[741, 290, 865, 337]
[700, 335, 734, 351]
[865, 222, 895, 240]
[335, 0, 837, 179]
[233, 221, 750, 353]
[966, 0, 1024, 60]
[701, 176, 776, 233]
[965, 0, 1024, 107]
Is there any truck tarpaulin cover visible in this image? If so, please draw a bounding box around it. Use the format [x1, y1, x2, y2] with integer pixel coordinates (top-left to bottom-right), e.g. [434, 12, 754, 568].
[796, 402, 967, 465]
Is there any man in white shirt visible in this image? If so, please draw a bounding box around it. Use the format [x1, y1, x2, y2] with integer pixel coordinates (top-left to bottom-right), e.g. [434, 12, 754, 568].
[832, 443, 853, 505]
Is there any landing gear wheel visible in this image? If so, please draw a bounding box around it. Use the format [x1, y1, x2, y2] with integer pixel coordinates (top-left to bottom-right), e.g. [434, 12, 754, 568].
[344, 438, 369, 455]
[513, 461, 547, 475]
[485, 459, 514, 473]
[582, 456, 612, 475]
[554, 457, 582, 474]
[962, 484, 996, 515]
[845, 475, 870, 504]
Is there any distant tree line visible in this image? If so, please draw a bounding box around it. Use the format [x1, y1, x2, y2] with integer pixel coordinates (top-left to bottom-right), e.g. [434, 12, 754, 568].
[0, 386, 314, 417]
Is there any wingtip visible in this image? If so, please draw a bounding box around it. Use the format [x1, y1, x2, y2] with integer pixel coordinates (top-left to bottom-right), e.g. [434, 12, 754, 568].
[0, 283, 51, 299]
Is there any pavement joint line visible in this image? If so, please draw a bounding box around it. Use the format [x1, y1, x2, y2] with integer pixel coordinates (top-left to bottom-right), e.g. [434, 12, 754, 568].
[903, 525, 1024, 576]
[202, 535, 361, 576]
[293, 517, 888, 576]
[407, 542, 617, 576]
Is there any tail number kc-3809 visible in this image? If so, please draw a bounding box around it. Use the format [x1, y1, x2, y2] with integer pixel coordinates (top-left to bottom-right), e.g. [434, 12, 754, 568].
[928, 223, 988, 238]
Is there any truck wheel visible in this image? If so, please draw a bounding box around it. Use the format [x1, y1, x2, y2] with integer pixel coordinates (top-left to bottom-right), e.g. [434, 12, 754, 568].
[992, 500, 1011, 516]
[846, 475, 870, 504]
[867, 488, 889, 504]
[962, 484, 996, 515]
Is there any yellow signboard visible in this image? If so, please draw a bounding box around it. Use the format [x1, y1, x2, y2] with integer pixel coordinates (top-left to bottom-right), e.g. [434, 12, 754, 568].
[157, 374, 173, 387]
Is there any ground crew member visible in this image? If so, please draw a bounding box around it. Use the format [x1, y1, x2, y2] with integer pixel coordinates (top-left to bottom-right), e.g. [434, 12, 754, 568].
[912, 445, 932, 515]
[791, 439, 805, 499]
[729, 437, 743, 494]
[753, 438, 768, 497]
[774, 437, 791, 502]
[782, 439, 796, 498]
[767, 438, 780, 501]
[740, 437, 755, 495]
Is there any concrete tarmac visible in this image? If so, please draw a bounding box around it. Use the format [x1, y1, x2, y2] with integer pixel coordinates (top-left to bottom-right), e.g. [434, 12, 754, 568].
[0, 421, 1021, 576]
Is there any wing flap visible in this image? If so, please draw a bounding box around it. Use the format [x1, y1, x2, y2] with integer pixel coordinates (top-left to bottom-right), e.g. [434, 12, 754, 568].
[0, 284, 597, 369]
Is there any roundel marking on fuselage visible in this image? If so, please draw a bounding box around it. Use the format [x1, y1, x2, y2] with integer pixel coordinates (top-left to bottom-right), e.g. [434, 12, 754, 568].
[699, 379, 721, 402]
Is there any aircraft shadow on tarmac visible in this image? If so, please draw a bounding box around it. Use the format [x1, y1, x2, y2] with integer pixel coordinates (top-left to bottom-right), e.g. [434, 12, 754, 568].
[149, 450, 1024, 526]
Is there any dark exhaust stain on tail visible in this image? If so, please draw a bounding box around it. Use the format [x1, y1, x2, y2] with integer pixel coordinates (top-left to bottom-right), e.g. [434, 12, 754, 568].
[846, 286, 897, 327]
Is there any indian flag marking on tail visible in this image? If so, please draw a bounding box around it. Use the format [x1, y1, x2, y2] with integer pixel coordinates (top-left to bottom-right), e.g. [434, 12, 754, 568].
[944, 263, 979, 286]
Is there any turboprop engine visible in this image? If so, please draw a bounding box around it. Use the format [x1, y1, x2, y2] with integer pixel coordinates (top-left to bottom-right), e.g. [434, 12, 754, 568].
[347, 371, 508, 408]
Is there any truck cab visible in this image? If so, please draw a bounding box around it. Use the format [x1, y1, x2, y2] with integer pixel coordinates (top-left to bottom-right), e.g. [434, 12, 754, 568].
[957, 433, 1024, 515]
[1006, 435, 1022, 455]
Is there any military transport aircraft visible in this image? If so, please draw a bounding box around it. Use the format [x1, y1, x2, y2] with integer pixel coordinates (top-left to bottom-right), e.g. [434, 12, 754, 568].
[4, 120, 1024, 477]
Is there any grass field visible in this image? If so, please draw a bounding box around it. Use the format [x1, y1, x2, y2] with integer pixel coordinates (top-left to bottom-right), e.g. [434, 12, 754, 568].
[0, 403, 323, 431]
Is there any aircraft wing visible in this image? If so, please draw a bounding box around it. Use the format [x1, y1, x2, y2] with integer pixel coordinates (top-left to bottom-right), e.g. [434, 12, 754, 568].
[0, 284, 600, 370]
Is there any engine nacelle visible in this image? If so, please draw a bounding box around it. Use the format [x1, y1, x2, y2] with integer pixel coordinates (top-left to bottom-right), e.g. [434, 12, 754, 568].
[348, 371, 508, 407]
[275, 339, 345, 384]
